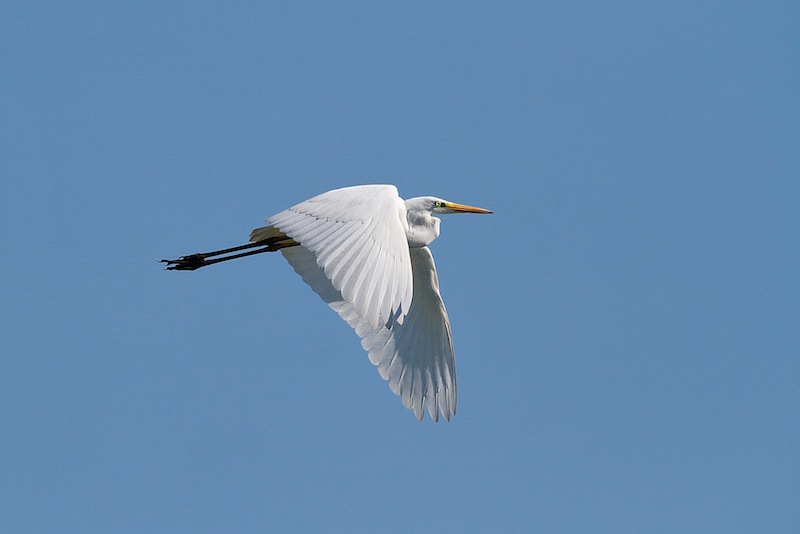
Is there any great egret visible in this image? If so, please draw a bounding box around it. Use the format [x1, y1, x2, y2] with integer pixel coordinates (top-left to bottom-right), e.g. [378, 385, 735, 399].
[161, 184, 492, 421]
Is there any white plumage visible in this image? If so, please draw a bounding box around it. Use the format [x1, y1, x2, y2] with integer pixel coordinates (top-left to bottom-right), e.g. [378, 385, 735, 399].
[261, 185, 413, 330]
[164, 184, 492, 421]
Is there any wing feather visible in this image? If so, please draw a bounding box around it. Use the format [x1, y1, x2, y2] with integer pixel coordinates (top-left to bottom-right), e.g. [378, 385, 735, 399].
[278, 244, 456, 421]
[268, 185, 412, 328]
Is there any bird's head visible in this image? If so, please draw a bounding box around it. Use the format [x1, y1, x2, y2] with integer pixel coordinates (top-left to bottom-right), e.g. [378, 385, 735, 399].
[406, 196, 493, 216]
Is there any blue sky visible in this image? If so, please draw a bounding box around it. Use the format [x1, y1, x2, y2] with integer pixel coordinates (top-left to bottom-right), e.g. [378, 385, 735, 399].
[2, 1, 799, 532]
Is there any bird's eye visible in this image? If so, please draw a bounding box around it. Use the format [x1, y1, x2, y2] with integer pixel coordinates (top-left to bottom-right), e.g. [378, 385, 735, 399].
[434, 201, 445, 208]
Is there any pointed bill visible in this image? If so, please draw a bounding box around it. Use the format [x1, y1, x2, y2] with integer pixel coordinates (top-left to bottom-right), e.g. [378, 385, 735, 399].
[443, 202, 493, 214]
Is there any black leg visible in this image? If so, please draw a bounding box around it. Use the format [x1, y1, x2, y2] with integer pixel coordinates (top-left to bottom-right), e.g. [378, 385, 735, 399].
[160, 237, 298, 271]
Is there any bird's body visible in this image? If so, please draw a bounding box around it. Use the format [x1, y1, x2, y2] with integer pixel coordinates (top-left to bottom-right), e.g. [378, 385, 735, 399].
[161, 185, 491, 421]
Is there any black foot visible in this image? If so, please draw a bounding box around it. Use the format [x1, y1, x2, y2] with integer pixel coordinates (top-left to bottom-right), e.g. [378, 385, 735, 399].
[159, 254, 210, 271]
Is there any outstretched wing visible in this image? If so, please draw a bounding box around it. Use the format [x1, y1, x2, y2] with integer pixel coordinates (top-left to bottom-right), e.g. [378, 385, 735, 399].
[279, 244, 456, 422]
[253, 185, 413, 328]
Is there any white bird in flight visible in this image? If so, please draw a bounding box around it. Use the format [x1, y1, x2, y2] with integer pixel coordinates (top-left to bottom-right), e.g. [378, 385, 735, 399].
[161, 184, 492, 421]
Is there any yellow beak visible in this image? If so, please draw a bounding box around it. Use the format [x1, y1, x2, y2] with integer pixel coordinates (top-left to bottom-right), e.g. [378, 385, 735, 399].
[444, 202, 493, 214]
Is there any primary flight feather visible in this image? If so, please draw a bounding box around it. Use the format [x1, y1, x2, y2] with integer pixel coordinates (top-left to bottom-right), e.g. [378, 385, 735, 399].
[161, 184, 492, 421]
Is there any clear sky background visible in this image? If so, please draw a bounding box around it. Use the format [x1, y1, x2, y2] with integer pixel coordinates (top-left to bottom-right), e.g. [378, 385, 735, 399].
[2, 2, 799, 532]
